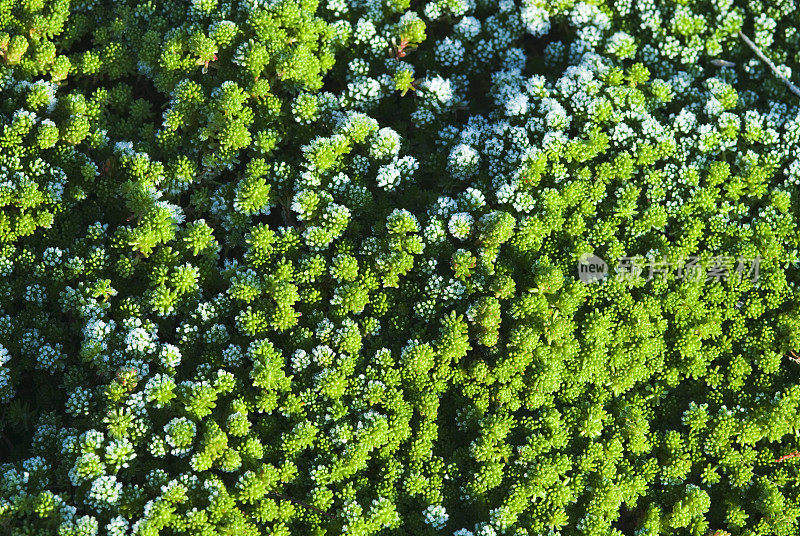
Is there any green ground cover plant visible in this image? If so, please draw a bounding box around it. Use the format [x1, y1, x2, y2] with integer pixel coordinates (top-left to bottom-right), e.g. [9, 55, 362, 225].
[2, 1, 800, 535]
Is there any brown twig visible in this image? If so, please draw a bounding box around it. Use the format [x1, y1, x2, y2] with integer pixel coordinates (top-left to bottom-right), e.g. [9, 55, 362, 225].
[738, 30, 800, 98]
[775, 451, 800, 463]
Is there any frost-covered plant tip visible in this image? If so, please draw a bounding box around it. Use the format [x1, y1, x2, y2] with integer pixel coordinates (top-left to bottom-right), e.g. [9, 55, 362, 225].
[3, 1, 800, 536]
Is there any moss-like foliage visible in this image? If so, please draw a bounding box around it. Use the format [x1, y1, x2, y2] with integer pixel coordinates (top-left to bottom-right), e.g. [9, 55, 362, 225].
[2, 1, 800, 536]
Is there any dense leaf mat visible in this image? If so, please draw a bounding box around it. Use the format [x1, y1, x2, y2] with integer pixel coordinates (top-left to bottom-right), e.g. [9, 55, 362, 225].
[2, 1, 800, 535]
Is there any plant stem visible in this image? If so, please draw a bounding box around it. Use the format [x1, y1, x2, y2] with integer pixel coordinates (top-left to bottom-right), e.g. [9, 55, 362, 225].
[738, 30, 800, 98]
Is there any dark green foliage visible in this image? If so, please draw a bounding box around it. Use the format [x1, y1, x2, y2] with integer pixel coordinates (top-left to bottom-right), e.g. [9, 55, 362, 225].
[3, 1, 800, 536]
